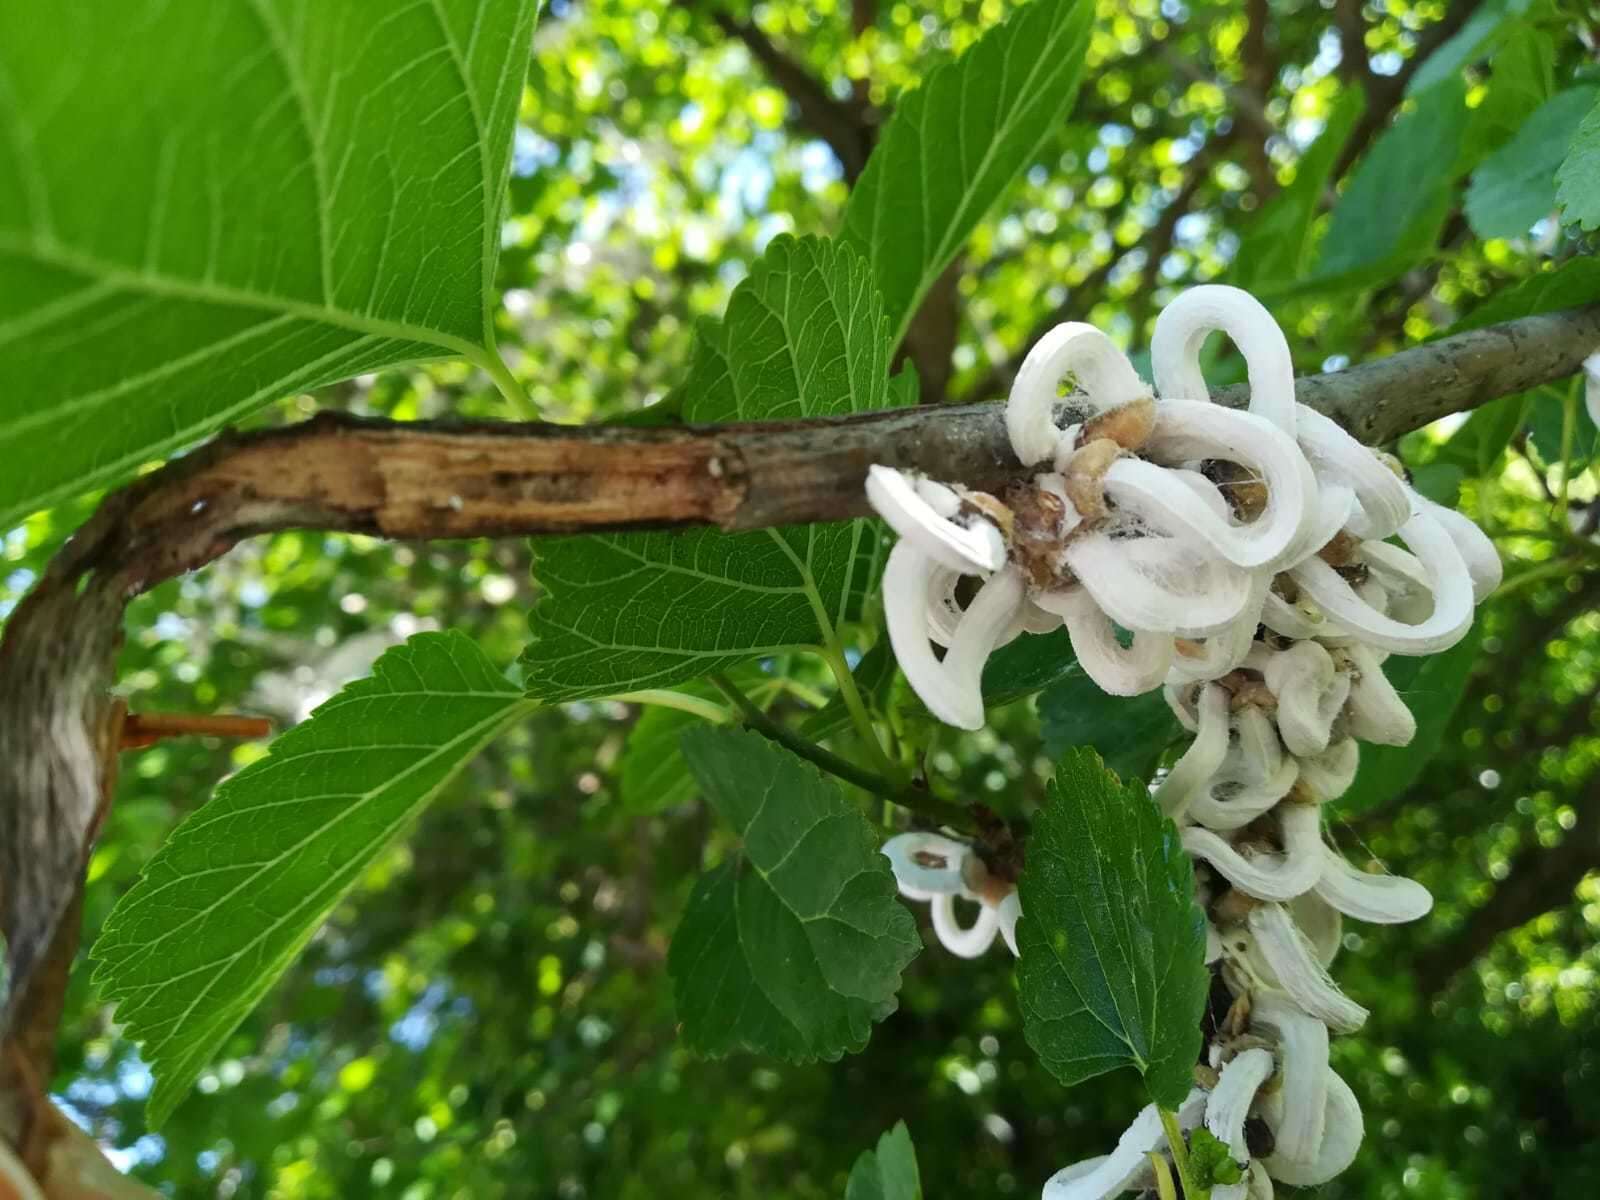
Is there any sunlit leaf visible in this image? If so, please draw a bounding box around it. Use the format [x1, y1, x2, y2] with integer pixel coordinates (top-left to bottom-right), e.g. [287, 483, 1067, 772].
[667, 727, 919, 1063]
[524, 235, 904, 701]
[92, 632, 529, 1125]
[0, 1, 540, 528]
[1016, 749, 1207, 1110]
[847, 1122, 923, 1200]
[840, 0, 1092, 346]
[1556, 93, 1600, 231]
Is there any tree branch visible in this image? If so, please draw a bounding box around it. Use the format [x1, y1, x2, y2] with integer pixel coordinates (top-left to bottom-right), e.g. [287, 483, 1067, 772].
[706, 9, 875, 182]
[0, 303, 1596, 1148]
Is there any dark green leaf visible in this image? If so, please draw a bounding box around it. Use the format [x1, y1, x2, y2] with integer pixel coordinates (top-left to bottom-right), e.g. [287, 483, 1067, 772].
[1312, 79, 1469, 289]
[1038, 670, 1180, 783]
[1557, 93, 1600, 230]
[1016, 749, 1208, 1110]
[92, 632, 530, 1125]
[668, 727, 919, 1062]
[0, 1, 541, 528]
[1335, 625, 1484, 817]
[1528, 384, 1598, 474]
[1408, 462, 1465, 507]
[982, 629, 1079, 705]
[1466, 88, 1598, 238]
[524, 236, 905, 700]
[846, 1122, 923, 1200]
[1459, 24, 1556, 167]
[1434, 393, 1529, 476]
[840, 0, 1092, 346]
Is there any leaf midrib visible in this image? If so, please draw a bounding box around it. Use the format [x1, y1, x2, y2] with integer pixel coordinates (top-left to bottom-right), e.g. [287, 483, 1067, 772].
[0, 233, 486, 362]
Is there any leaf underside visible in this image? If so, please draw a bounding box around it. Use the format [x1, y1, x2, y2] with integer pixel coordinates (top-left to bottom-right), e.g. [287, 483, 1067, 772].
[666, 726, 919, 1063]
[0, 0, 540, 528]
[1016, 749, 1209, 1111]
[92, 631, 529, 1126]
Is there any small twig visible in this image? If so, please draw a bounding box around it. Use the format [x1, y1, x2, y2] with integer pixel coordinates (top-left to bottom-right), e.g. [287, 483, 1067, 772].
[707, 672, 971, 829]
[119, 712, 272, 750]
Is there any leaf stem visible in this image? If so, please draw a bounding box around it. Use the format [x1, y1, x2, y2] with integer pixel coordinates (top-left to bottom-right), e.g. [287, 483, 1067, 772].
[821, 640, 901, 783]
[1158, 1108, 1203, 1200]
[709, 673, 971, 830]
[613, 689, 730, 723]
[470, 344, 536, 417]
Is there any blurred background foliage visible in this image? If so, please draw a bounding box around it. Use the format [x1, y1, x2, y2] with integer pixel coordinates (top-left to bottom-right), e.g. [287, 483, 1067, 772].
[4, 0, 1599, 1195]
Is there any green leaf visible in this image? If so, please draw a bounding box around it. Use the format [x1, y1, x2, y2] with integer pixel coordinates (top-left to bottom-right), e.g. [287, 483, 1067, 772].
[981, 628, 1081, 705]
[1434, 392, 1530, 476]
[667, 727, 919, 1063]
[1409, 461, 1465, 507]
[0, 1, 541, 529]
[92, 632, 529, 1125]
[1016, 749, 1208, 1111]
[620, 681, 732, 815]
[1528, 383, 1599, 473]
[1466, 87, 1599, 238]
[524, 235, 904, 701]
[1458, 24, 1555, 167]
[1404, 0, 1533, 98]
[1312, 78, 1469, 290]
[1188, 1128, 1244, 1189]
[1336, 624, 1484, 817]
[1038, 670, 1181, 784]
[1556, 93, 1600, 231]
[1233, 87, 1365, 290]
[846, 1122, 923, 1200]
[1452, 256, 1600, 333]
[840, 0, 1092, 346]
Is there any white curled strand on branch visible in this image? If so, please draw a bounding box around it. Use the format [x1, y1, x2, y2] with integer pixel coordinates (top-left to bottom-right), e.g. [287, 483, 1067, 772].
[861, 284, 1505, 1197]
[879, 832, 1021, 958]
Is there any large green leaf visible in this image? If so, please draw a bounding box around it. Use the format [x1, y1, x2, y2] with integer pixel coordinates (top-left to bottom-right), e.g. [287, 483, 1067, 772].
[1038, 670, 1181, 784]
[92, 632, 529, 1125]
[0, 1, 540, 530]
[1335, 625, 1484, 818]
[1403, 0, 1534, 98]
[1312, 78, 1469, 289]
[1234, 87, 1365, 290]
[847, 1123, 923, 1200]
[667, 727, 919, 1063]
[1016, 749, 1208, 1111]
[1557, 93, 1600, 231]
[839, 0, 1092, 346]
[523, 235, 902, 701]
[1466, 88, 1599, 238]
